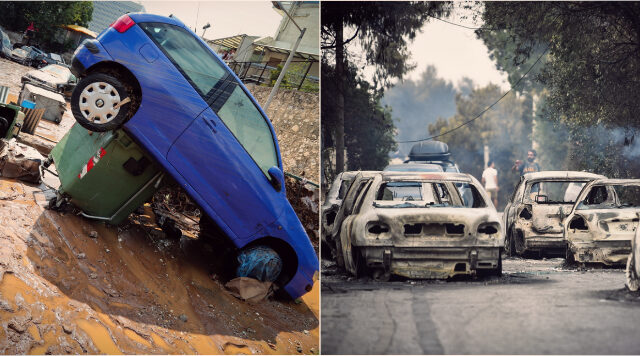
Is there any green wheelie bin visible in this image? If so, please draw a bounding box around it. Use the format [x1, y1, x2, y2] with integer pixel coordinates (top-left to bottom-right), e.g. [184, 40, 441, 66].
[0, 103, 25, 139]
[47, 123, 164, 225]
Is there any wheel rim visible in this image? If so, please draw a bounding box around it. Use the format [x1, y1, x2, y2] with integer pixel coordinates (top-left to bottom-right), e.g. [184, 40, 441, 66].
[78, 81, 122, 124]
[626, 254, 639, 292]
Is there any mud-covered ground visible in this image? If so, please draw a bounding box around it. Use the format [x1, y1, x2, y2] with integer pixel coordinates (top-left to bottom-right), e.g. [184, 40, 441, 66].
[0, 58, 319, 354]
[321, 257, 640, 354]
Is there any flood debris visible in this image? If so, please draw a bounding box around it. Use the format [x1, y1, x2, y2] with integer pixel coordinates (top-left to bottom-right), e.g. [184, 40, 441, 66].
[0, 138, 43, 184]
[225, 277, 275, 303]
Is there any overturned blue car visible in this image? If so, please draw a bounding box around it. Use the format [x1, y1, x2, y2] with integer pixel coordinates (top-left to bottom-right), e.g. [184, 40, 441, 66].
[67, 13, 318, 299]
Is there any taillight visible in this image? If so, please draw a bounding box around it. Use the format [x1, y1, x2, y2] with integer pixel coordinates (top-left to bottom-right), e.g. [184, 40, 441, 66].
[111, 14, 135, 33]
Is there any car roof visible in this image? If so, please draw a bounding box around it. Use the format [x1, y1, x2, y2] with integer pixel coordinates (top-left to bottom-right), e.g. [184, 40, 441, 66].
[381, 171, 472, 182]
[523, 171, 606, 181]
[588, 178, 640, 185]
[384, 163, 444, 172]
[129, 13, 187, 27]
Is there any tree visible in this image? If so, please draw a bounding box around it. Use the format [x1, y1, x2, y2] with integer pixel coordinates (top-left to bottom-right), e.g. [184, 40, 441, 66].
[321, 1, 451, 173]
[479, 2, 640, 178]
[322, 61, 397, 181]
[429, 84, 529, 208]
[382, 65, 457, 159]
[0, 2, 93, 50]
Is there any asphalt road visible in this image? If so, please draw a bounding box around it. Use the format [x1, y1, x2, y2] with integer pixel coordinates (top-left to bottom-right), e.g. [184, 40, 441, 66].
[321, 257, 640, 355]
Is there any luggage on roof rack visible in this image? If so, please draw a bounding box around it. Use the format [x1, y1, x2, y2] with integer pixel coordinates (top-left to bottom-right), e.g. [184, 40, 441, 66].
[408, 141, 451, 161]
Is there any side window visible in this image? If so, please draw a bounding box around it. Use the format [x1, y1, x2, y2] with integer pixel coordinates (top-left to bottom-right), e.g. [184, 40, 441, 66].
[511, 180, 522, 203]
[344, 179, 370, 215]
[433, 183, 453, 206]
[338, 179, 352, 200]
[140, 22, 278, 177]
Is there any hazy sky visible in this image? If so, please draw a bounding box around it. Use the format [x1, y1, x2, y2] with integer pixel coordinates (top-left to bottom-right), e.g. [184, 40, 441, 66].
[141, 1, 282, 40]
[408, 16, 509, 91]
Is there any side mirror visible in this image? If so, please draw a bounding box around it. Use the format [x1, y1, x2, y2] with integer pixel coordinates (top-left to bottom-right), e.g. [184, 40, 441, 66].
[267, 166, 284, 192]
[536, 195, 548, 203]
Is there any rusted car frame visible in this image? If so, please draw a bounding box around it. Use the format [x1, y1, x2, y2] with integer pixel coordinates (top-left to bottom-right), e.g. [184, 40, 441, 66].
[321, 171, 361, 252]
[335, 172, 503, 279]
[503, 171, 605, 257]
[564, 179, 640, 265]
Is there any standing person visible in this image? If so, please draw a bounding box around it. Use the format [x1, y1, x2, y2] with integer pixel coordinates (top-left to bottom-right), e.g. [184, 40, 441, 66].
[482, 160, 499, 207]
[513, 149, 541, 176]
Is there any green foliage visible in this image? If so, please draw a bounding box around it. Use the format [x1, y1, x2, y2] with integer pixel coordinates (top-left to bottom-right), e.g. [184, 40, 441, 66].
[322, 1, 452, 90]
[322, 61, 397, 177]
[429, 84, 530, 208]
[382, 65, 457, 159]
[478, 2, 640, 178]
[269, 63, 318, 93]
[0, 1, 93, 50]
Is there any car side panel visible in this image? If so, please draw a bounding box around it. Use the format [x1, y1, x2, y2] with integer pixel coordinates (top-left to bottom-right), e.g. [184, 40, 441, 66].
[97, 25, 208, 157]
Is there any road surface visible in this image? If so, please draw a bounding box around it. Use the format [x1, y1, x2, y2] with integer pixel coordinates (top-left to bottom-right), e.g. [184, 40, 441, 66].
[321, 257, 640, 354]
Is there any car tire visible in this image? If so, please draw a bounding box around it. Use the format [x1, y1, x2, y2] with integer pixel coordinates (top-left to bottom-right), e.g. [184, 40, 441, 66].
[626, 254, 639, 292]
[334, 237, 345, 269]
[504, 228, 513, 257]
[494, 250, 503, 277]
[353, 247, 368, 279]
[71, 72, 133, 132]
[514, 230, 525, 256]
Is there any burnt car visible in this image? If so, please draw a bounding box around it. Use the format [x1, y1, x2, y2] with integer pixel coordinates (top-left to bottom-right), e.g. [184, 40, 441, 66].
[503, 171, 605, 257]
[626, 215, 640, 291]
[322, 171, 377, 260]
[334, 172, 503, 279]
[564, 179, 640, 265]
[21, 64, 77, 97]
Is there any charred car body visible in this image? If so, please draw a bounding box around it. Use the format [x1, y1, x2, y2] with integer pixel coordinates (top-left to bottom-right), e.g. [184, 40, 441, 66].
[333, 172, 503, 279]
[564, 179, 640, 265]
[321, 171, 361, 255]
[503, 171, 605, 257]
[626, 214, 640, 291]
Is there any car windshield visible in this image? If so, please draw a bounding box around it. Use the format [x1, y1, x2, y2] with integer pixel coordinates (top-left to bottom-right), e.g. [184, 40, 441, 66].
[577, 184, 640, 210]
[139, 22, 278, 177]
[524, 180, 589, 204]
[373, 181, 461, 208]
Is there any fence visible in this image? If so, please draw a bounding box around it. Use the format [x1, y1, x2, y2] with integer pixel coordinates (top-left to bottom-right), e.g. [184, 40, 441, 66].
[226, 59, 318, 92]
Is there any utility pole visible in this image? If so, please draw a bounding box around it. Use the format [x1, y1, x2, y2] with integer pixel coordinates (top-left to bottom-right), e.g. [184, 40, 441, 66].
[264, 1, 306, 110]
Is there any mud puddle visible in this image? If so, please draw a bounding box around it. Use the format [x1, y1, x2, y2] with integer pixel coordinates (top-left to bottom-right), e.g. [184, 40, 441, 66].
[0, 178, 319, 354]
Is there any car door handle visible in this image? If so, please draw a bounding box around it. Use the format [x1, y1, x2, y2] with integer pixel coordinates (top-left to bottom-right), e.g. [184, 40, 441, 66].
[203, 119, 217, 133]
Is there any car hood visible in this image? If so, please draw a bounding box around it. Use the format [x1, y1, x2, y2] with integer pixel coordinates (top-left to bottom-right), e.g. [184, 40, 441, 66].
[24, 70, 66, 86]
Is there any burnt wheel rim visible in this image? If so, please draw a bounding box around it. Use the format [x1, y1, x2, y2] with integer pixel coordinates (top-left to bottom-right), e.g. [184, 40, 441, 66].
[79, 81, 122, 124]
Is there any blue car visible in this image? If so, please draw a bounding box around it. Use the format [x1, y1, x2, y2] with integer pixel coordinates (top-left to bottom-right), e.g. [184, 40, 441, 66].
[69, 13, 318, 299]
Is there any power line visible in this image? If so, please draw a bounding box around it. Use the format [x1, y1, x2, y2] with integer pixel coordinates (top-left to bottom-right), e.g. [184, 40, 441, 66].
[397, 42, 551, 144]
[427, 14, 486, 30]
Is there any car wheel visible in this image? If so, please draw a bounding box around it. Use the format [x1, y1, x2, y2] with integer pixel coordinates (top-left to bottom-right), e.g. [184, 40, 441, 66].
[626, 254, 639, 292]
[334, 237, 345, 269]
[353, 247, 368, 279]
[494, 250, 503, 277]
[504, 228, 513, 257]
[514, 230, 525, 256]
[71, 72, 133, 132]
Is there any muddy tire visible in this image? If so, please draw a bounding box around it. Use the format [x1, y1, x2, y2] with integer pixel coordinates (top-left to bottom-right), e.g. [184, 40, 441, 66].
[71, 72, 133, 132]
[626, 254, 639, 292]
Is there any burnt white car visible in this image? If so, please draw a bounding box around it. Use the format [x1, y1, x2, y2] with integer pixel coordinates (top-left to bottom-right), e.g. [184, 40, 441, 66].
[564, 179, 640, 265]
[503, 171, 606, 257]
[334, 172, 503, 279]
[21, 64, 77, 96]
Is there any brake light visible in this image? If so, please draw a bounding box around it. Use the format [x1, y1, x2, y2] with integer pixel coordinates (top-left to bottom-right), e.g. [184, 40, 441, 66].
[111, 14, 135, 33]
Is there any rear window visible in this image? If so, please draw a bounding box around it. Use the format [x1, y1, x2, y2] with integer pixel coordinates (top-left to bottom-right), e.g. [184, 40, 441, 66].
[374, 181, 460, 208]
[139, 22, 278, 177]
[578, 184, 640, 209]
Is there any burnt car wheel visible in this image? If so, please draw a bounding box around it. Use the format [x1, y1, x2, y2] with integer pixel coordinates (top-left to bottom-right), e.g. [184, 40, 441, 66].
[334, 238, 345, 269]
[504, 228, 514, 257]
[71, 72, 132, 132]
[514, 230, 525, 256]
[353, 247, 368, 279]
[626, 254, 639, 292]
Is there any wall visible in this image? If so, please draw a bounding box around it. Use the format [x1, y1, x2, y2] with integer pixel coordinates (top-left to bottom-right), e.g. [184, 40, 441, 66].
[245, 84, 319, 184]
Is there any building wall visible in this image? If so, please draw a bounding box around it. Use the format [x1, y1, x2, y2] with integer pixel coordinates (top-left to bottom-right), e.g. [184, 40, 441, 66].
[272, 2, 319, 57]
[246, 84, 319, 184]
[88, 1, 146, 34]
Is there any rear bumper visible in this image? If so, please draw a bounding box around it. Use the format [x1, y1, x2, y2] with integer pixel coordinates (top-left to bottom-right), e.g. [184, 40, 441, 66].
[360, 245, 500, 279]
[524, 234, 567, 251]
[568, 240, 631, 265]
